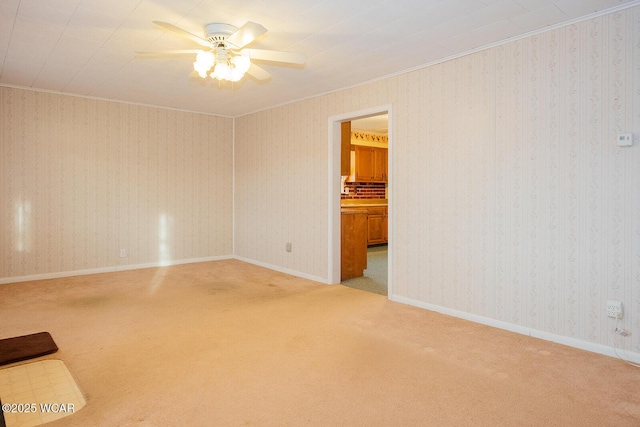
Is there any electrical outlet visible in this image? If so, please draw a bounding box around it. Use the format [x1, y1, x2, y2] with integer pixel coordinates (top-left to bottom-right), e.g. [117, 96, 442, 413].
[286, 243, 292, 252]
[607, 300, 623, 319]
[119, 249, 126, 258]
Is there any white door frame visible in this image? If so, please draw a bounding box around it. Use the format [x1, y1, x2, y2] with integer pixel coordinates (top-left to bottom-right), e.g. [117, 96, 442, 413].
[327, 105, 393, 297]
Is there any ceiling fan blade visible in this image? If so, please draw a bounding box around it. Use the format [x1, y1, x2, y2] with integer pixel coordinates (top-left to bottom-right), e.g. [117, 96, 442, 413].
[136, 49, 203, 55]
[152, 21, 212, 48]
[226, 21, 267, 48]
[246, 63, 271, 81]
[244, 49, 305, 65]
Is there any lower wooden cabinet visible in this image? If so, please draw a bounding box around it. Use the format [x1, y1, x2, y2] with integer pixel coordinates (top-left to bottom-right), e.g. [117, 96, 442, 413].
[341, 209, 368, 280]
[343, 206, 388, 246]
[366, 207, 387, 245]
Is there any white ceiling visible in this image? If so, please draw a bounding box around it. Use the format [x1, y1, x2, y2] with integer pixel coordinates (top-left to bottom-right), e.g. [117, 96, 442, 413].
[0, 0, 636, 117]
[352, 114, 388, 134]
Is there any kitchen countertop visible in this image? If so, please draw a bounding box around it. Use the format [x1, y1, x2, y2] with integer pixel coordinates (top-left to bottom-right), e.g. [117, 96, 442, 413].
[340, 198, 387, 207]
[340, 208, 369, 213]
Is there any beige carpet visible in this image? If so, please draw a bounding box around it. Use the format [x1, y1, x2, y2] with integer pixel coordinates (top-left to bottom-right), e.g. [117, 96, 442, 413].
[0, 259, 638, 426]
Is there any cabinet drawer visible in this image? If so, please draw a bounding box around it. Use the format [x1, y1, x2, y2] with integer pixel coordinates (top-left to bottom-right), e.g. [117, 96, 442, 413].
[366, 207, 386, 216]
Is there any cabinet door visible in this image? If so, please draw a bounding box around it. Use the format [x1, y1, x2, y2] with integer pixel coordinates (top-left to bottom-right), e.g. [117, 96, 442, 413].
[354, 145, 374, 181]
[367, 214, 386, 244]
[367, 207, 387, 245]
[372, 148, 387, 182]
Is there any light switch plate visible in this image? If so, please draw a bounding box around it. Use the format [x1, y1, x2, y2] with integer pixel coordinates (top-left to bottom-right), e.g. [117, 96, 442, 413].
[617, 133, 632, 147]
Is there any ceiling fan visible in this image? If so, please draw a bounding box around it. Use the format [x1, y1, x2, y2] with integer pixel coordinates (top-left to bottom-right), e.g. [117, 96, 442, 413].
[136, 21, 305, 83]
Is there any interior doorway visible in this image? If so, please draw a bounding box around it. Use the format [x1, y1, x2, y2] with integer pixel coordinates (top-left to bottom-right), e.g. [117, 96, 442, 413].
[340, 114, 389, 295]
[327, 106, 392, 297]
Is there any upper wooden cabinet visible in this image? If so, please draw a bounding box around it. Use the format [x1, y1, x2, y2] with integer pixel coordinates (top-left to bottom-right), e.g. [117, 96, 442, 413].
[371, 147, 387, 181]
[340, 122, 351, 176]
[353, 145, 387, 182]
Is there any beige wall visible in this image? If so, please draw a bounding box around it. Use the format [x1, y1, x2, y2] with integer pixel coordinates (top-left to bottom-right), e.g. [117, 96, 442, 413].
[1, 88, 233, 279]
[234, 105, 330, 279]
[235, 7, 640, 354]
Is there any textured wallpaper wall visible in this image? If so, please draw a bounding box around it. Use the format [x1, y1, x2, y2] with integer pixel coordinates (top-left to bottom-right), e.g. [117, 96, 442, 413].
[1, 88, 233, 279]
[234, 104, 330, 279]
[235, 7, 640, 354]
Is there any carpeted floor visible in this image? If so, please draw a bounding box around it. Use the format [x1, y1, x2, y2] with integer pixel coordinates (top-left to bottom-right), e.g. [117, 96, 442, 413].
[0, 259, 639, 426]
[341, 245, 388, 295]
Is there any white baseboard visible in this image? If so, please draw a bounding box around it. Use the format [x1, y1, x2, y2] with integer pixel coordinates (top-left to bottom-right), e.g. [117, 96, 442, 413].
[390, 294, 640, 365]
[232, 255, 327, 284]
[0, 255, 326, 285]
[0, 255, 233, 285]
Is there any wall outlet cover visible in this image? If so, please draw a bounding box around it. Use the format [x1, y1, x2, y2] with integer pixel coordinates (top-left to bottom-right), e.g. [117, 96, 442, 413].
[606, 300, 623, 319]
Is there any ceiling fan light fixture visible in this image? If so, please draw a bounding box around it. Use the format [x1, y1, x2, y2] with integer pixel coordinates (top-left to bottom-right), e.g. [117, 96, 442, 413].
[229, 61, 248, 81]
[233, 53, 250, 71]
[231, 55, 250, 75]
[141, 20, 305, 84]
[211, 61, 231, 80]
[228, 69, 244, 82]
[193, 51, 215, 77]
[203, 51, 251, 82]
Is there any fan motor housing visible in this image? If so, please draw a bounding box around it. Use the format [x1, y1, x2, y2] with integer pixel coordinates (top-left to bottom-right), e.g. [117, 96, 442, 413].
[204, 23, 238, 46]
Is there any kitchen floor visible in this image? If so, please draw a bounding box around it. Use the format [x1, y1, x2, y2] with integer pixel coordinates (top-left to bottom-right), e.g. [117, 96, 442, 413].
[341, 245, 387, 295]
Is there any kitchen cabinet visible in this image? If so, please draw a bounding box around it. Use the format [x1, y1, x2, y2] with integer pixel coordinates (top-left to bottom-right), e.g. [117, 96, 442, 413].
[341, 205, 388, 246]
[341, 209, 368, 280]
[366, 207, 387, 245]
[353, 146, 387, 182]
[371, 148, 387, 182]
[341, 122, 351, 176]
